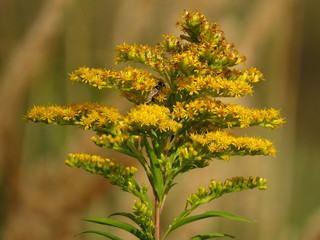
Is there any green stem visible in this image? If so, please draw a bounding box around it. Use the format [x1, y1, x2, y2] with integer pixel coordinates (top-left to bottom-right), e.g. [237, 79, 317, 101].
[155, 196, 161, 240]
[126, 142, 152, 176]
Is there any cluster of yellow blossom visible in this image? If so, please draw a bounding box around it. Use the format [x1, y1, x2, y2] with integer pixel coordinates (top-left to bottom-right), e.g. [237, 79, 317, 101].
[176, 11, 234, 51]
[66, 153, 137, 177]
[186, 176, 267, 208]
[158, 34, 183, 53]
[176, 143, 209, 170]
[174, 67, 263, 98]
[190, 131, 276, 160]
[26, 10, 285, 165]
[70, 66, 161, 104]
[176, 10, 217, 42]
[168, 44, 243, 78]
[97, 10, 262, 107]
[176, 10, 246, 66]
[115, 43, 166, 75]
[125, 104, 182, 133]
[26, 11, 285, 212]
[170, 50, 203, 76]
[91, 133, 129, 150]
[25, 103, 122, 131]
[26, 102, 184, 138]
[66, 153, 138, 190]
[173, 98, 285, 129]
[24, 12, 286, 238]
[132, 200, 154, 237]
[70, 66, 158, 91]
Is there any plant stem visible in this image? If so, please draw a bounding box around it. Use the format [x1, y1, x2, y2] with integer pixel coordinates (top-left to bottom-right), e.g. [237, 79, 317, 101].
[155, 196, 161, 240]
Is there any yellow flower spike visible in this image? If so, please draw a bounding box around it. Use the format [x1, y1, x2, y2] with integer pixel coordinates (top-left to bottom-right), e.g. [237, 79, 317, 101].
[126, 104, 180, 133]
[26, 11, 285, 239]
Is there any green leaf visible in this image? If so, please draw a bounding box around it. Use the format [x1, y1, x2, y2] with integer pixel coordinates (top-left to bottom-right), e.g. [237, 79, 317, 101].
[77, 230, 123, 240]
[190, 233, 235, 239]
[143, 137, 164, 202]
[150, 129, 158, 138]
[84, 217, 145, 239]
[108, 212, 141, 227]
[168, 211, 253, 235]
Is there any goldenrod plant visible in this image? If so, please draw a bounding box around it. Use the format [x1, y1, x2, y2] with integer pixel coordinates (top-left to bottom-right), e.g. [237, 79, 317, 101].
[26, 10, 284, 240]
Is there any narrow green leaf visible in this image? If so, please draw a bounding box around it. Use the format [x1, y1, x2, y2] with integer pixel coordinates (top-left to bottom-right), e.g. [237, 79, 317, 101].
[143, 137, 164, 201]
[108, 212, 141, 227]
[168, 211, 253, 235]
[150, 129, 160, 154]
[150, 129, 158, 138]
[77, 230, 123, 240]
[84, 217, 145, 239]
[190, 233, 235, 239]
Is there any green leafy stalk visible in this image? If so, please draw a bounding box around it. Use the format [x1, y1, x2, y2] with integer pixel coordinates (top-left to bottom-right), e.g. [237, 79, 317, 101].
[26, 9, 284, 240]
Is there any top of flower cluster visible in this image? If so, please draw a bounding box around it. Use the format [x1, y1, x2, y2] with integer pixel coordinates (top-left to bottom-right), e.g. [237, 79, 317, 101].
[68, 10, 263, 107]
[24, 11, 287, 240]
[26, 10, 284, 164]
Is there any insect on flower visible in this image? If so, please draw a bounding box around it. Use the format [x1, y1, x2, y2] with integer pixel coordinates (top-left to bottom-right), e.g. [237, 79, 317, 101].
[145, 81, 165, 104]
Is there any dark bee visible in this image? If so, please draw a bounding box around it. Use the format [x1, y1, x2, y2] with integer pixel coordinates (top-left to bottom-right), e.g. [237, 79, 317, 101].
[145, 81, 165, 104]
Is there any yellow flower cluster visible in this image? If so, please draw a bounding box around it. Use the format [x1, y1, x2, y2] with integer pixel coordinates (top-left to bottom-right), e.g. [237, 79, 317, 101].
[169, 43, 244, 77]
[66, 153, 137, 174]
[66, 153, 138, 188]
[177, 11, 229, 49]
[170, 50, 203, 76]
[125, 104, 182, 133]
[67, 11, 265, 108]
[26, 11, 285, 213]
[70, 66, 160, 104]
[26, 103, 122, 131]
[115, 43, 166, 74]
[190, 131, 276, 159]
[173, 98, 284, 129]
[186, 176, 267, 207]
[177, 143, 209, 169]
[174, 67, 263, 98]
[25, 12, 286, 238]
[176, 10, 246, 66]
[158, 34, 184, 52]
[91, 133, 129, 150]
[132, 200, 154, 236]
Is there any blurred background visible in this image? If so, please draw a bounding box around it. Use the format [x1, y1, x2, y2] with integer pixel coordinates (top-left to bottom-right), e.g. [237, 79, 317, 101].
[0, 0, 319, 239]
